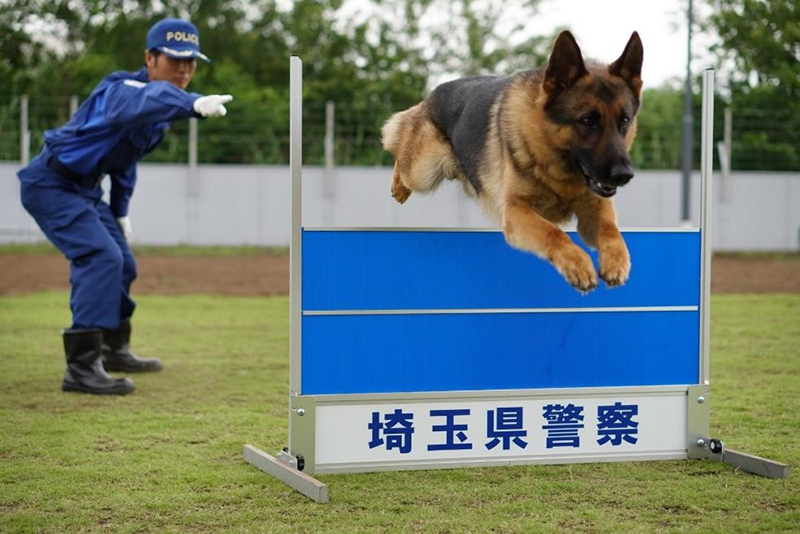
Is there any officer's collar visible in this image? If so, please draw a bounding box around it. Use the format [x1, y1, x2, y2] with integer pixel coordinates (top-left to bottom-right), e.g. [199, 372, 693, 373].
[132, 67, 150, 83]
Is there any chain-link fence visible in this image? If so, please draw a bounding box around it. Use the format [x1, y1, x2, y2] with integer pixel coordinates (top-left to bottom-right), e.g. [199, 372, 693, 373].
[1, 94, 798, 170]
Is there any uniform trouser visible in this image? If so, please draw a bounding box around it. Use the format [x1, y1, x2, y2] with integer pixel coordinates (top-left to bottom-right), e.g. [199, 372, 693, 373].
[18, 156, 136, 330]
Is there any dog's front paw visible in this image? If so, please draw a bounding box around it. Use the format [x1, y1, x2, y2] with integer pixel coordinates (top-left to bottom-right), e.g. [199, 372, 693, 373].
[552, 244, 598, 293]
[598, 242, 631, 287]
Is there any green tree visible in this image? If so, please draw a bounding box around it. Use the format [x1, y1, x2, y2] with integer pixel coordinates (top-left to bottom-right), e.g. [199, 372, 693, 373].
[7, 0, 714, 168]
[0, 0, 432, 164]
[0, 0, 44, 96]
[724, 87, 799, 171]
[630, 88, 684, 170]
[373, 0, 553, 80]
[705, 0, 798, 98]
[703, 0, 799, 170]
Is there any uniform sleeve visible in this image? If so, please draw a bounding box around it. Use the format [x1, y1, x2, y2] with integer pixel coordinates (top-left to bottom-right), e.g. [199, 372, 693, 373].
[104, 79, 203, 125]
[109, 165, 137, 218]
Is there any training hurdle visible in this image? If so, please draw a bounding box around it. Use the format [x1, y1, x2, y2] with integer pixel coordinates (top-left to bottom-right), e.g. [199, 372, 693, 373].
[244, 60, 788, 503]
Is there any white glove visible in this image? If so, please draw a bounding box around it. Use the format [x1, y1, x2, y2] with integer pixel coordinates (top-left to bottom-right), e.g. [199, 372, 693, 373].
[193, 94, 233, 117]
[117, 216, 132, 242]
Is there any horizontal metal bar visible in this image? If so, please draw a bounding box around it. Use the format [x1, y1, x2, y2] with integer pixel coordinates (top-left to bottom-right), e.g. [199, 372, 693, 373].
[307, 385, 691, 405]
[304, 306, 699, 316]
[314, 450, 688, 474]
[722, 448, 790, 479]
[303, 227, 700, 233]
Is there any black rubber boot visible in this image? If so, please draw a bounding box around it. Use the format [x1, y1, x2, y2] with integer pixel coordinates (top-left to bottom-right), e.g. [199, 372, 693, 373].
[62, 328, 135, 395]
[102, 319, 163, 373]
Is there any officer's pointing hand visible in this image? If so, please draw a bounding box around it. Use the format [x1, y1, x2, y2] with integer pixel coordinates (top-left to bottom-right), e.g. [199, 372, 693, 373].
[193, 94, 233, 118]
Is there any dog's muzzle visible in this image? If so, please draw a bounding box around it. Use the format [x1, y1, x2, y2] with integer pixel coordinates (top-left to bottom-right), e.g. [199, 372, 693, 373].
[578, 161, 634, 198]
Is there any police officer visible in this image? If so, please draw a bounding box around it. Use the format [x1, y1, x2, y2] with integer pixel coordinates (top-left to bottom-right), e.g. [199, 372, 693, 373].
[17, 18, 233, 395]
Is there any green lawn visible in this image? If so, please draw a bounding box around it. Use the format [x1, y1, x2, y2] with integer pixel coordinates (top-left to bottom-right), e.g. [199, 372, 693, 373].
[0, 293, 797, 533]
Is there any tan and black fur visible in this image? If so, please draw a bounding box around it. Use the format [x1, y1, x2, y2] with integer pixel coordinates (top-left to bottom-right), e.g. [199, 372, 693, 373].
[381, 31, 644, 292]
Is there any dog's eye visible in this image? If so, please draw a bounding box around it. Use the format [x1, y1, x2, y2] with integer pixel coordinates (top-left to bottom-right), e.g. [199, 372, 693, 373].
[619, 116, 630, 128]
[579, 114, 598, 128]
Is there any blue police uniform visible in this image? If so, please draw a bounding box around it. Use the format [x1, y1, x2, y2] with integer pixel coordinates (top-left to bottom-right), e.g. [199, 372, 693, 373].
[18, 68, 201, 330]
[17, 17, 230, 395]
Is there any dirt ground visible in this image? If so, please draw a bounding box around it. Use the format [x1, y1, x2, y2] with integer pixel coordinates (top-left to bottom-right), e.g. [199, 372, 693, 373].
[0, 252, 798, 296]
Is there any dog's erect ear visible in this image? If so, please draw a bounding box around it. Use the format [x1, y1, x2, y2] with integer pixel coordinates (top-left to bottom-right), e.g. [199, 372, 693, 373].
[609, 32, 643, 96]
[543, 31, 588, 96]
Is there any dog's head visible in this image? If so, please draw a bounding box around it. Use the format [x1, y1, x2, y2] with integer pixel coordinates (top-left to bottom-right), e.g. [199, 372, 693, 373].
[542, 30, 643, 198]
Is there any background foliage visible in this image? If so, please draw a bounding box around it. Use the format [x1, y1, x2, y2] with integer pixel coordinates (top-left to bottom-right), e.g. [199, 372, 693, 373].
[0, 0, 797, 169]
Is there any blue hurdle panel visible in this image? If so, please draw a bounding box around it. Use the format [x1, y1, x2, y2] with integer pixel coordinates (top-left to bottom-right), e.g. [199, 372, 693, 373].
[301, 230, 701, 395]
[302, 231, 700, 310]
[302, 310, 699, 394]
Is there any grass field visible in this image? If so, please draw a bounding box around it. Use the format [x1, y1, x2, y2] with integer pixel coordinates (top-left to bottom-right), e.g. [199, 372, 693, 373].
[0, 292, 798, 533]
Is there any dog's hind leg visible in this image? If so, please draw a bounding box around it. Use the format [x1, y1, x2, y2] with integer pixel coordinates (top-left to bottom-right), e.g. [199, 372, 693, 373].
[382, 110, 417, 204]
[383, 106, 453, 205]
[391, 162, 412, 204]
[393, 124, 454, 204]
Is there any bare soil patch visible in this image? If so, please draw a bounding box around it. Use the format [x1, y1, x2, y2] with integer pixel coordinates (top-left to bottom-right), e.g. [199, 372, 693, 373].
[0, 252, 797, 296]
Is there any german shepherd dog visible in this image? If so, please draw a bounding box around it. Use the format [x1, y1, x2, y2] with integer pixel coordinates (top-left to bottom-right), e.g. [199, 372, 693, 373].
[381, 31, 643, 293]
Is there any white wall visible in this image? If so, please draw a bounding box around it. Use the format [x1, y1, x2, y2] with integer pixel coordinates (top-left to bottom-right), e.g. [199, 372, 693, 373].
[1, 163, 798, 251]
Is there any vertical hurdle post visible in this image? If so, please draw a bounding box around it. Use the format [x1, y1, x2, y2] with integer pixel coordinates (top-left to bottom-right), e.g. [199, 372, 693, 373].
[243, 56, 329, 502]
[699, 68, 714, 386]
[687, 69, 715, 462]
[288, 55, 303, 450]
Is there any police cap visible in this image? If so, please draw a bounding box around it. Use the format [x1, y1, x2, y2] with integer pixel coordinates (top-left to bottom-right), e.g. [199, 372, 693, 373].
[146, 18, 210, 63]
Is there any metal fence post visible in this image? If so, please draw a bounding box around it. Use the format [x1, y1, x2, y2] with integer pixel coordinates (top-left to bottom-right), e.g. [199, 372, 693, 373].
[189, 118, 198, 165]
[715, 107, 733, 203]
[20, 95, 30, 166]
[722, 108, 731, 200]
[187, 117, 200, 244]
[323, 100, 335, 225]
[70, 95, 79, 117]
[680, 0, 694, 224]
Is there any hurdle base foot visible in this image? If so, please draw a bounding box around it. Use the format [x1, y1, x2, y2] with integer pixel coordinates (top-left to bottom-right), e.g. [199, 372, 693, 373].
[707, 440, 789, 479]
[243, 444, 329, 503]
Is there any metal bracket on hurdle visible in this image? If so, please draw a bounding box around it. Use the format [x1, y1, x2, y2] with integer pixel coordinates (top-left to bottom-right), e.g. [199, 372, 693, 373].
[244, 393, 329, 502]
[686, 384, 788, 478]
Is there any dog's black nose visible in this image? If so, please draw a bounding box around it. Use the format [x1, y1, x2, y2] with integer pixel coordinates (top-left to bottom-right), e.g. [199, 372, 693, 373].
[609, 163, 634, 185]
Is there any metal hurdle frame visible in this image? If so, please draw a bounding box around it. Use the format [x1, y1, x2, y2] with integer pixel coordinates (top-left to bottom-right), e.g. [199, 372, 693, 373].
[244, 61, 788, 503]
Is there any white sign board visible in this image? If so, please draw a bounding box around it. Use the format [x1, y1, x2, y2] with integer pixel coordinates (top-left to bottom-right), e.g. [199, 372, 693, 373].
[315, 393, 687, 473]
